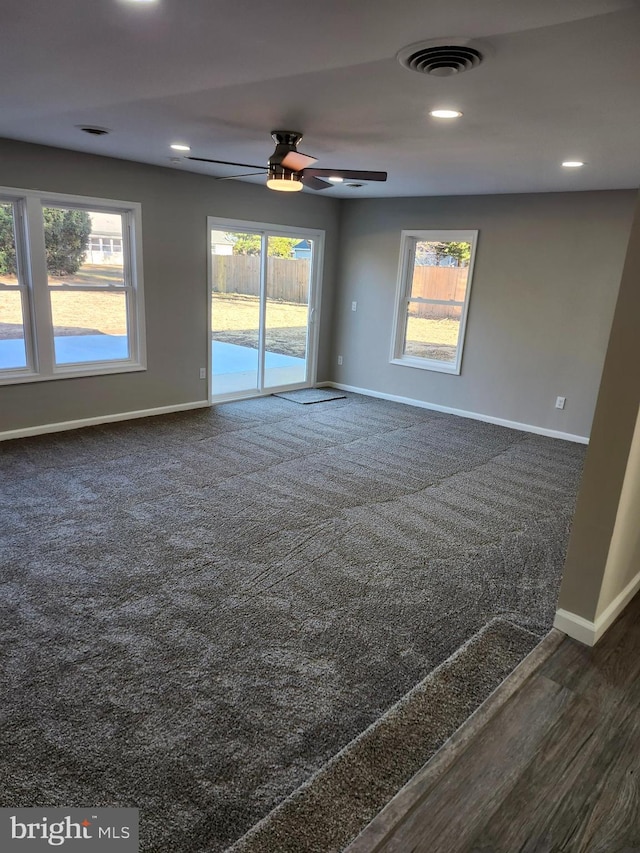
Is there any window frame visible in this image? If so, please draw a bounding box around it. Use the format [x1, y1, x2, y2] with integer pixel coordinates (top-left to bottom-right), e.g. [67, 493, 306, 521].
[390, 228, 478, 376]
[0, 198, 36, 378]
[0, 187, 146, 386]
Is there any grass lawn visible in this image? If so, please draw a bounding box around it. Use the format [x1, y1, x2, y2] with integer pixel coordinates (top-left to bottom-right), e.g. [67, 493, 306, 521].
[212, 292, 308, 332]
[212, 293, 309, 358]
[212, 294, 460, 362]
[405, 316, 460, 361]
[0, 265, 127, 338]
[1, 279, 461, 363]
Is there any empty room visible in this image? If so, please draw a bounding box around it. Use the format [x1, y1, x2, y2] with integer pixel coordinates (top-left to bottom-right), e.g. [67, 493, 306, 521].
[1, 1, 640, 851]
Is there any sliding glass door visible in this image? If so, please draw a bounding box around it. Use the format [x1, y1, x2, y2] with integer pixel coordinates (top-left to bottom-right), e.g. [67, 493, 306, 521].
[209, 220, 322, 401]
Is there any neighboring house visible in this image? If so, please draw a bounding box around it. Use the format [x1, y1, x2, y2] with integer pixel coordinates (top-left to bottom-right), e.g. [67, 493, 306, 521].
[292, 239, 312, 259]
[211, 231, 234, 255]
[85, 211, 124, 265]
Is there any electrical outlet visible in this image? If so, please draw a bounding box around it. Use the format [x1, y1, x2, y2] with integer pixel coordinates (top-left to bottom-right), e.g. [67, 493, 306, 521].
[199, 367, 207, 380]
[555, 396, 566, 409]
[351, 301, 357, 312]
[337, 355, 343, 365]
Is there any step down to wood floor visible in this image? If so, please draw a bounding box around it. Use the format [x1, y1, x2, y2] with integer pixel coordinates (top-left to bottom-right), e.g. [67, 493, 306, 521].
[226, 617, 550, 853]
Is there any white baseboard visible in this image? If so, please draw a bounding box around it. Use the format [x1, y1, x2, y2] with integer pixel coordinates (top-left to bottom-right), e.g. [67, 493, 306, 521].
[595, 571, 640, 640]
[553, 609, 597, 646]
[319, 382, 589, 444]
[554, 569, 640, 646]
[0, 400, 211, 442]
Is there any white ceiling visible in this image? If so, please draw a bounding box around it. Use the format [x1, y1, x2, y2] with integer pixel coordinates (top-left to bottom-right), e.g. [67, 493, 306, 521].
[2, 0, 640, 197]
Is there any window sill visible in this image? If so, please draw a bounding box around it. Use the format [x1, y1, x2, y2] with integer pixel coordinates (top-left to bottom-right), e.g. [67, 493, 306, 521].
[0, 361, 146, 386]
[390, 356, 461, 375]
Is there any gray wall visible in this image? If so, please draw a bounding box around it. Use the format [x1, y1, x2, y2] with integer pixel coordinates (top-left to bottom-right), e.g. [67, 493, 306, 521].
[558, 190, 640, 623]
[0, 138, 340, 433]
[596, 405, 640, 620]
[331, 191, 636, 438]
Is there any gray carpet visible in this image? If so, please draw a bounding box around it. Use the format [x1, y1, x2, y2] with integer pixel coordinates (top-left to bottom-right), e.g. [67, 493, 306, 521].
[0, 393, 585, 852]
[229, 618, 540, 853]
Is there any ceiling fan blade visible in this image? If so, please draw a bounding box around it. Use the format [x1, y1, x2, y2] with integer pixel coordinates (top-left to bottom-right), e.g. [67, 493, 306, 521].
[300, 174, 333, 191]
[187, 156, 265, 169]
[303, 168, 388, 182]
[214, 172, 268, 181]
[280, 151, 318, 171]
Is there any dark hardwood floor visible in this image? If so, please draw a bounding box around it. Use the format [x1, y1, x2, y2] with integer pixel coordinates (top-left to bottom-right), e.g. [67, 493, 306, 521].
[346, 594, 640, 853]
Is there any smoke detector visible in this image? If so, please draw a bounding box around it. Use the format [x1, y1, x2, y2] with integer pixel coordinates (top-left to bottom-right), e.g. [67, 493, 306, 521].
[397, 39, 484, 77]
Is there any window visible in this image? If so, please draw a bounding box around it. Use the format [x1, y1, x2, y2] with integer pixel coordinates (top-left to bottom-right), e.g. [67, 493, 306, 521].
[391, 229, 478, 375]
[0, 201, 31, 372]
[0, 188, 145, 385]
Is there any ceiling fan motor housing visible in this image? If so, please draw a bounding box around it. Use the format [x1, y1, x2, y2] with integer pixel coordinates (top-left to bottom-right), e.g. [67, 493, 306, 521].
[268, 163, 292, 180]
[269, 130, 304, 167]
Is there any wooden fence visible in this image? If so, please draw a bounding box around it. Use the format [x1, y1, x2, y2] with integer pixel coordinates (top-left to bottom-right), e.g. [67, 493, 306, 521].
[212, 255, 310, 303]
[212, 255, 467, 319]
[409, 266, 468, 320]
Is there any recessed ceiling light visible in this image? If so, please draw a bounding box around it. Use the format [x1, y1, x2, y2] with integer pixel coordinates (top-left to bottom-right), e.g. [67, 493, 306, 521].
[328, 176, 344, 183]
[429, 109, 463, 119]
[170, 143, 191, 152]
[562, 160, 585, 168]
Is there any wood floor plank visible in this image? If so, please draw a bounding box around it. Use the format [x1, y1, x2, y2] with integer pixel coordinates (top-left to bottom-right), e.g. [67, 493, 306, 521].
[520, 701, 640, 853]
[376, 675, 573, 853]
[576, 707, 640, 853]
[540, 595, 640, 713]
[464, 686, 620, 851]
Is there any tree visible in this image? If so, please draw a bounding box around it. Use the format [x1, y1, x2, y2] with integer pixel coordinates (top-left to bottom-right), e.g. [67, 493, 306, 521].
[43, 208, 92, 276]
[440, 241, 471, 267]
[0, 204, 17, 276]
[416, 240, 471, 267]
[0, 205, 92, 277]
[227, 232, 299, 258]
[229, 232, 260, 255]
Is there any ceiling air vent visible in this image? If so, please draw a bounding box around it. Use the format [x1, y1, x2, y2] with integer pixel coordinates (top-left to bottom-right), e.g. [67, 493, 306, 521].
[398, 41, 484, 77]
[78, 126, 110, 136]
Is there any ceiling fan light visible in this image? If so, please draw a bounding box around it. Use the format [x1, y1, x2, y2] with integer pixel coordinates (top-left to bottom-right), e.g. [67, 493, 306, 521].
[266, 171, 303, 192]
[429, 109, 463, 119]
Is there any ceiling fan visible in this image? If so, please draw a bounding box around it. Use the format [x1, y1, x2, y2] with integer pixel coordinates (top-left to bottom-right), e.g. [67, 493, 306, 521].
[187, 131, 387, 192]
